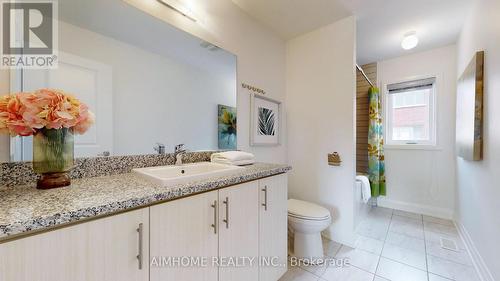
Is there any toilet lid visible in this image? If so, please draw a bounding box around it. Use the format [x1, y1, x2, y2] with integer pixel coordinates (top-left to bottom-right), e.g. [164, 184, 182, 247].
[288, 199, 330, 220]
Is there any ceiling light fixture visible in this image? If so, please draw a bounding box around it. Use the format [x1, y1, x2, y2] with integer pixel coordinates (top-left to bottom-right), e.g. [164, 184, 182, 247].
[401, 31, 418, 50]
[157, 0, 197, 22]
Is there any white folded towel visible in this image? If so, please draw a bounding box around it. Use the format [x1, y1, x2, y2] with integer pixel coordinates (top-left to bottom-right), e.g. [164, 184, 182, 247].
[211, 151, 255, 166]
[356, 175, 372, 204]
[226, 159, 255, 166]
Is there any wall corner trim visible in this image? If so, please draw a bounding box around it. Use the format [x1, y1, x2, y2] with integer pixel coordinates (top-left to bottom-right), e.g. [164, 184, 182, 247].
[455, 220, 494, 281]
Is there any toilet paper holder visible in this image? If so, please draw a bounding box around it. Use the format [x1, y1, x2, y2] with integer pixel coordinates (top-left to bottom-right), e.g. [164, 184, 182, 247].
[328, 152, 342, 166]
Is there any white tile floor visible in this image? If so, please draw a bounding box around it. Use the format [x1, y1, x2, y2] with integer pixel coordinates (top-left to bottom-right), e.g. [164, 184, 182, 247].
[280, 207, 480, 281]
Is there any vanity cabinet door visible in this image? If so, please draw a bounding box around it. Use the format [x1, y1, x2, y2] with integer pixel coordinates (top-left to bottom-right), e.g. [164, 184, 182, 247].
[218, 181, 260, 281]
[0, 208, 150, 281]
[259, 174, 288, 281]
[150, 190, 219, 281]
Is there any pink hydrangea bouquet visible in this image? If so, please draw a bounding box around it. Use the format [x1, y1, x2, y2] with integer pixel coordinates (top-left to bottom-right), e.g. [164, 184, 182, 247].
[0, 89, 94, 189]
[0, 89, 94, 136]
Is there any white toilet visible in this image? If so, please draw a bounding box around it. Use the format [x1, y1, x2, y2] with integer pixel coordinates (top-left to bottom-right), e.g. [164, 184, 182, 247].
[288, 199, 331, 263]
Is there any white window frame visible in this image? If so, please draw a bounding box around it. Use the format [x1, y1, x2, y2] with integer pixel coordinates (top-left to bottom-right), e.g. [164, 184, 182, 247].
[383, 76, 437, 148]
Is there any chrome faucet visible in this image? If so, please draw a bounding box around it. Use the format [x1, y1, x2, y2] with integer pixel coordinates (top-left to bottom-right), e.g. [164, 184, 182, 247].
[154, 143, 166, 155]
[174, 144, 187, 165]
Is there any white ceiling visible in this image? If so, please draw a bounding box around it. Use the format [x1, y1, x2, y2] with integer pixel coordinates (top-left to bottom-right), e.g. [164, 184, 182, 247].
[59, 0, 236, 77]
[232, 0, 473, 64]
[342, 0, 472, 64]
[231, 0, 351, 40]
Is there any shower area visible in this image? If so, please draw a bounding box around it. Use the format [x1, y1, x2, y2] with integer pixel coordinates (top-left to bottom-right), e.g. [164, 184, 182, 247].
[356, 63, 377, 175]
[354, 63, 379, 228]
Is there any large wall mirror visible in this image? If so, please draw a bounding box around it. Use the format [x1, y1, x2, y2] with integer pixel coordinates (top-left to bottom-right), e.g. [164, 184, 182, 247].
[4, 0, 237, 162]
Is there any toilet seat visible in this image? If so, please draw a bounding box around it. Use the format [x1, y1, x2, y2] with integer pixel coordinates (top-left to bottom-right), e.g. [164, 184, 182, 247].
[288, 199, 330, 221]
[288, 213, 330, 221]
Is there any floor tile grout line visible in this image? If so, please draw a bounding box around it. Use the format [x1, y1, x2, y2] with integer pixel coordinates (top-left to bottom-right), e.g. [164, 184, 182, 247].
[342, 262, 378, 276]
[425, 251, 475, 267]
[421, 213, 431, 281]
[303, 239, 346, 278]
[423, 217, 475, 281]
[357, 260, 445, 281]
[354, 234, 386, 256]
[372, 207, 393, 278]
[380, 255, 429, 273]
[424, 221, 453, 227]
[285, 209, 466, 281]
[378, 209, 434, 280]
[320, 208, 461, 281]
[387, 232, 425, 241]
[389, 213, 426, 240]
[392, 214, 424, 223]
[423, 217, 457, 227]
[427, 271, 458, 281]
[305, 244, 378, 280]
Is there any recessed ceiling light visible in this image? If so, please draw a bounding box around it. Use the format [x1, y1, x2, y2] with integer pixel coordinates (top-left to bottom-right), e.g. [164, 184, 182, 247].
[401, 31, 418, 50]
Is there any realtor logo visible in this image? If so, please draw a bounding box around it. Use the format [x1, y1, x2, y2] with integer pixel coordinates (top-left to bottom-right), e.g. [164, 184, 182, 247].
[1, 0, 58, 68]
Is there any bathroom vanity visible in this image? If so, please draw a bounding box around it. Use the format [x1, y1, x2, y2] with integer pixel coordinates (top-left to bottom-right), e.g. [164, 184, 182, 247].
[0, 1, 290, 280]
[0, 163, 290, 281]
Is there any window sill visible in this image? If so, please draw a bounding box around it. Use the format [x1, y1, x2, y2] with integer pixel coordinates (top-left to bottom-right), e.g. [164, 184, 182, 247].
[384, 144, 442, 151]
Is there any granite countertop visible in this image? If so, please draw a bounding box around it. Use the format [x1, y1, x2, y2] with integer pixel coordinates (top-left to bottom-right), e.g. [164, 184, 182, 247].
[0, 162, 291, 242]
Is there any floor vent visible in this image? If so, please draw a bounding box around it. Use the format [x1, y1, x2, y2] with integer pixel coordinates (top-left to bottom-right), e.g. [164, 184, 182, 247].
[440, 237, 459, 252]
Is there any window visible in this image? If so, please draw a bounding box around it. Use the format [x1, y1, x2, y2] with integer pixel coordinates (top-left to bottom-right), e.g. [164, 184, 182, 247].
[385, 77, 436, 146]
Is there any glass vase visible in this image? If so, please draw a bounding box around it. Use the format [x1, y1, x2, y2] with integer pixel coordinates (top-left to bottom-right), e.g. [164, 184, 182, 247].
[33, 128, 74, 189]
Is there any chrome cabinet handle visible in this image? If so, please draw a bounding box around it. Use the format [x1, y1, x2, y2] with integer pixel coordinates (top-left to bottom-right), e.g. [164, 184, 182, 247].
[262, 186, 268, 211]
[211, 200, 218, 234]
[223, 197, 229, 229]
[136, 223, 143, 270]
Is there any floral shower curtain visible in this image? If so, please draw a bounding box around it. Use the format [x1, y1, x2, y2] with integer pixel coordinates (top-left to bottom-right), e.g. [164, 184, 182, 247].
[368, 87, 386, 197]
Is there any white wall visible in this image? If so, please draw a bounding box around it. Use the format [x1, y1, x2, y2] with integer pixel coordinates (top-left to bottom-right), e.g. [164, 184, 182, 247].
[377, 45, 457, 219]
[58, 21, 236, 155]
[124, 0, 287, 164]
[286, 17, 357, 246]
[1, 0, 287, 163]
[455, 0, 500, 280]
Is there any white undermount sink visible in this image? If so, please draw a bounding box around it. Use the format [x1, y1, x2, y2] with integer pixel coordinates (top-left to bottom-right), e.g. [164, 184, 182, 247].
[132, 162, 244, 186]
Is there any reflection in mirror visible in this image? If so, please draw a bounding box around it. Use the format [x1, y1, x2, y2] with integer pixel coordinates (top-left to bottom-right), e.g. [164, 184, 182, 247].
[5, 0, 237, 162]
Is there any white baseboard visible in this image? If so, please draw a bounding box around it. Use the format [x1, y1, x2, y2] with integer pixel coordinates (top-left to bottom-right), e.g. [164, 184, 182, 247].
[455, 220, 494, 281]
[377, 197, 454, 219]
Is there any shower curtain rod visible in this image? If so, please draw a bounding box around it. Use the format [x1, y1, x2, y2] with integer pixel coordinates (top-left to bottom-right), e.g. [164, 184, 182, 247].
[356, 64, 375, 88]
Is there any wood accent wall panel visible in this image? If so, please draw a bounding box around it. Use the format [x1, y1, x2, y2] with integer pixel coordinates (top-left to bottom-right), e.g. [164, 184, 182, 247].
[356, 63, 377, 174]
